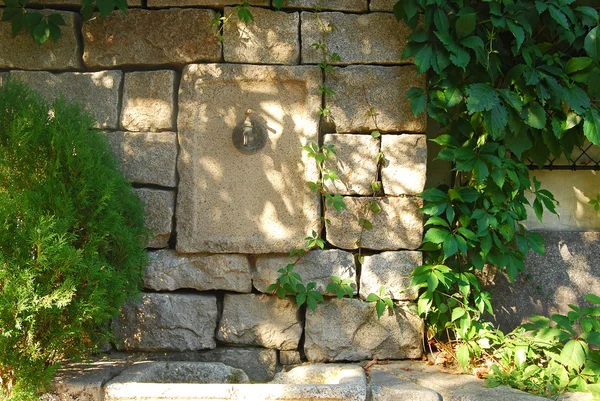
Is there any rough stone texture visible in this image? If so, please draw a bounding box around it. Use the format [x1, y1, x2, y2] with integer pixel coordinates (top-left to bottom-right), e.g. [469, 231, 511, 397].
[31, 0, 140, 6]
[253, 249, 356, 294]
[323, 134, 380, 195]
[217, 294, 302, 350]
[82, 9, 221, 68]
[485, 231, 600, 332]
[106, 361, 250, 384]
[326, 66, 427, 133]
[325, 196, 423, 250]
[148, 0, 263, 7]
[301, 12, 411, 65]
[106, 131, 178, 187]
[360, 251, 421, 301]
[194, 348, 277, 383]
[304, 298, 423, 362]
[133, 188, 174, 249]
[9, 70, 121, 129]
[381, 134, 427, 195]
[112, 293, 218, 351]
[370, 0, 396, 11]
[121, 70, 176, 132]
[271, 364, 366, 385]
[144, 250, 252, 293]
[224, 7, 299, 65]
[279, 351, 302, 365]
[370, 370, 442, 401]
[177, 64, 321, 254]
[281, 0, 367, 11]
[0, 10, 81, 70]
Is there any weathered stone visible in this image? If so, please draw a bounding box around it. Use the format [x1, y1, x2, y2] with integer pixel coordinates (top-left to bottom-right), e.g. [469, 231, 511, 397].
[0, 10, 81, 70]
[177, 64, 321, 254]
[106, 131, 177, 187]
[9, 70, 121, 129]
[281, 0, 367, 11]
[279, 350, 302, 365]
[106, 362, 250, 385]
[302, 12, 411, 65]
[326, 66, 426, 133]
[323, 134, 380, 195]
[31, 0, 140, 6]
[133, 188, 174, 249]
[112, 293, 218, 351]
[148, 0, 263, 7]
[304, 298, 423, 362]
[121, 70, 176, 132]
[224, 7, 299, 65]
[195, 348, 277, 383]
[253, 249, 356, 294]
[325, 196, 423, 250]
[271, 364, 366, 385]
[144, 250, 252, 293]
[370, 0, 396, 12]
[82, 9, 221, 68]
[370, 370, 442, 401]
[360, 251, 421, 301]
[217, 294, 302, 350]
[0, 72, 6, 86]
[381, 134, 427, 195]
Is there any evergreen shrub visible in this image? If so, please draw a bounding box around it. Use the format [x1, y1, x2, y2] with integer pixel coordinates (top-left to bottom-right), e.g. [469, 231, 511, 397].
[0, 79, 148, 399]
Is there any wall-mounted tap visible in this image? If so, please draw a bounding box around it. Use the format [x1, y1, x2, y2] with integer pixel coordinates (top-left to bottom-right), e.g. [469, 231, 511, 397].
[233, 109, 267, 154]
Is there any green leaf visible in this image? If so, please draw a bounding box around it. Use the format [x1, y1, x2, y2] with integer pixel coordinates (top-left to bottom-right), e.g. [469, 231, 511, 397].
[48, 23, 61, 43]
[407, 87, 426, 116]
[560, 340, 587, 371]
[584, 293, 600, 304]
[443, 236, 458, 258]
[306, 295, 317, 311]
[584, 27, 600, 63]
[548, 5, 569, 29]
[456, 343, 470, 370]
[583, 108, 600, 146]
[449, 47, 470, 70]
[366, 293, 379, 302]
[414, 45, 434, 74]
[566, 57, 593, 75]
[97, 0, 116, 16]
[507, 19, 525, 51]
[523, 102, 547, 129]
[565, 85, 590, 114]
[423, 227, 449, 244]
[434, 8, 449, 31]
[465, 84, 499, 113]
[375, 299, 386, 319]
[32, 20, 50, 44]
[456, 13, 476, 39]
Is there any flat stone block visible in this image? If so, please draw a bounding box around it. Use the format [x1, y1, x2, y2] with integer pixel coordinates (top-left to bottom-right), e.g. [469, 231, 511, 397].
[9, 70, 121, 129]
[304, 298, 423, 362]
[144, 250, 252, 293]
[381, 134, 427, 195]
[301, 12, 410, 65]
[195, 348, 277, 383]
[370, 370, 442, 401]
[326, 65, 426, 133]
[325, 196, 423, 250]
[82, 9, 221, 68]
[106, 131, 178, 187]
[323, 134, 380, 195]
[177, 64, 321, 254]
[370, 0, 396, 11]
[360, 251, 421, 301]
[31, 0, 140, 6]
[253, 249, 356, 294]
[134, 188, 175, 249]
[217, 294, 302, 350]
[281, 0, 367, 12]
[121, 70, 176, 132]
[0, 10, 81, 70]
[112, 293, 218, 351]
[279, 350, 302, 365]
[148, 0, 263, 7]
[224, 7, 299, 65]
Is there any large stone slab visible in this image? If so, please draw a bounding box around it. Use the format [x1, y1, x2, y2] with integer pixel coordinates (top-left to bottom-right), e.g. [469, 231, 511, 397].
[121, 70, 176, 132]
[370, 0, 396, 11]
[281, 0, 367, 12]
[148, 0, 263, 7]
[82, 9, 221, 68]
[360, 251, 421, 301]
[112, 293, 218, 351]
[194, 348, 277, 383]
[9, 70, 121, 129]
[381, 134, 427, 195]
[323, 134, 380, 195]
[31, 0, 140, 6]
[177, 64, 321, 254]
[217, 294, 302, 350]
[144, 250, 252, 293]
[304, 298, 423, 362]
[325, 196, 423, 250]
[134, 188, 175, 249]
[301, 12, 411, 65]
[326, 65, 426, 133]
[0, 10, 81, 70]
[224, 7, 299, 65]
[106, 131, 178, 187]
[253, 249, 356, 294]
[370, 370, 442, 401]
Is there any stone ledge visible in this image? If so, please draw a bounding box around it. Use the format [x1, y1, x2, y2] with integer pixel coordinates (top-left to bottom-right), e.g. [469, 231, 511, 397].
[281, 0, 367, 12]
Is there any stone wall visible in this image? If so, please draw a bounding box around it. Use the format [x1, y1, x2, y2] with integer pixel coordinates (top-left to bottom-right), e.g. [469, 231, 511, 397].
[0, 0, 426, 371]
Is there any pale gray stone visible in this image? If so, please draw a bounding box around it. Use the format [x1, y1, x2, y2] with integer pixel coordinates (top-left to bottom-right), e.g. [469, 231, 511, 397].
[9, 70, 122, 129]
[253, 249, 356, 294]
[279, 350, 302, 365]
[82, 9, 221, 68]
[301, 12, 411, 65]
[106, 131, 178, 187]
[217, 294, 302, 350]
[134, 188, 174, 249]
[360, 251, 422, 301]
[370, 370, 442, 401]
[381, 134, 427, 195]
[224, 7, 299, 65]
[323, 134, 380, 195]
[0, 10, 81, 70]
[370, 0, 397, 12]
[271, 364, 366, 385]
[326, 65, 427, 133]
[176, 64, 321, 254]
[112, 293, 218, 351]
[281, 0, 367, 12]
[304, 298, 423, 362]
[121, 70, 176, 132]
[144, 250, 252, 293]
[106, 361, 249, 384]
[148, 0, 263, 7]
[325, 196, 423, 250]
[195, 348, 277, 383]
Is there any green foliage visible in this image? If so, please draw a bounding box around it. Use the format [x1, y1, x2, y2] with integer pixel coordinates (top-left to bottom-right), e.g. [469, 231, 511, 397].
[365, 287, 395, 319]
[0, 80, 147, 399]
